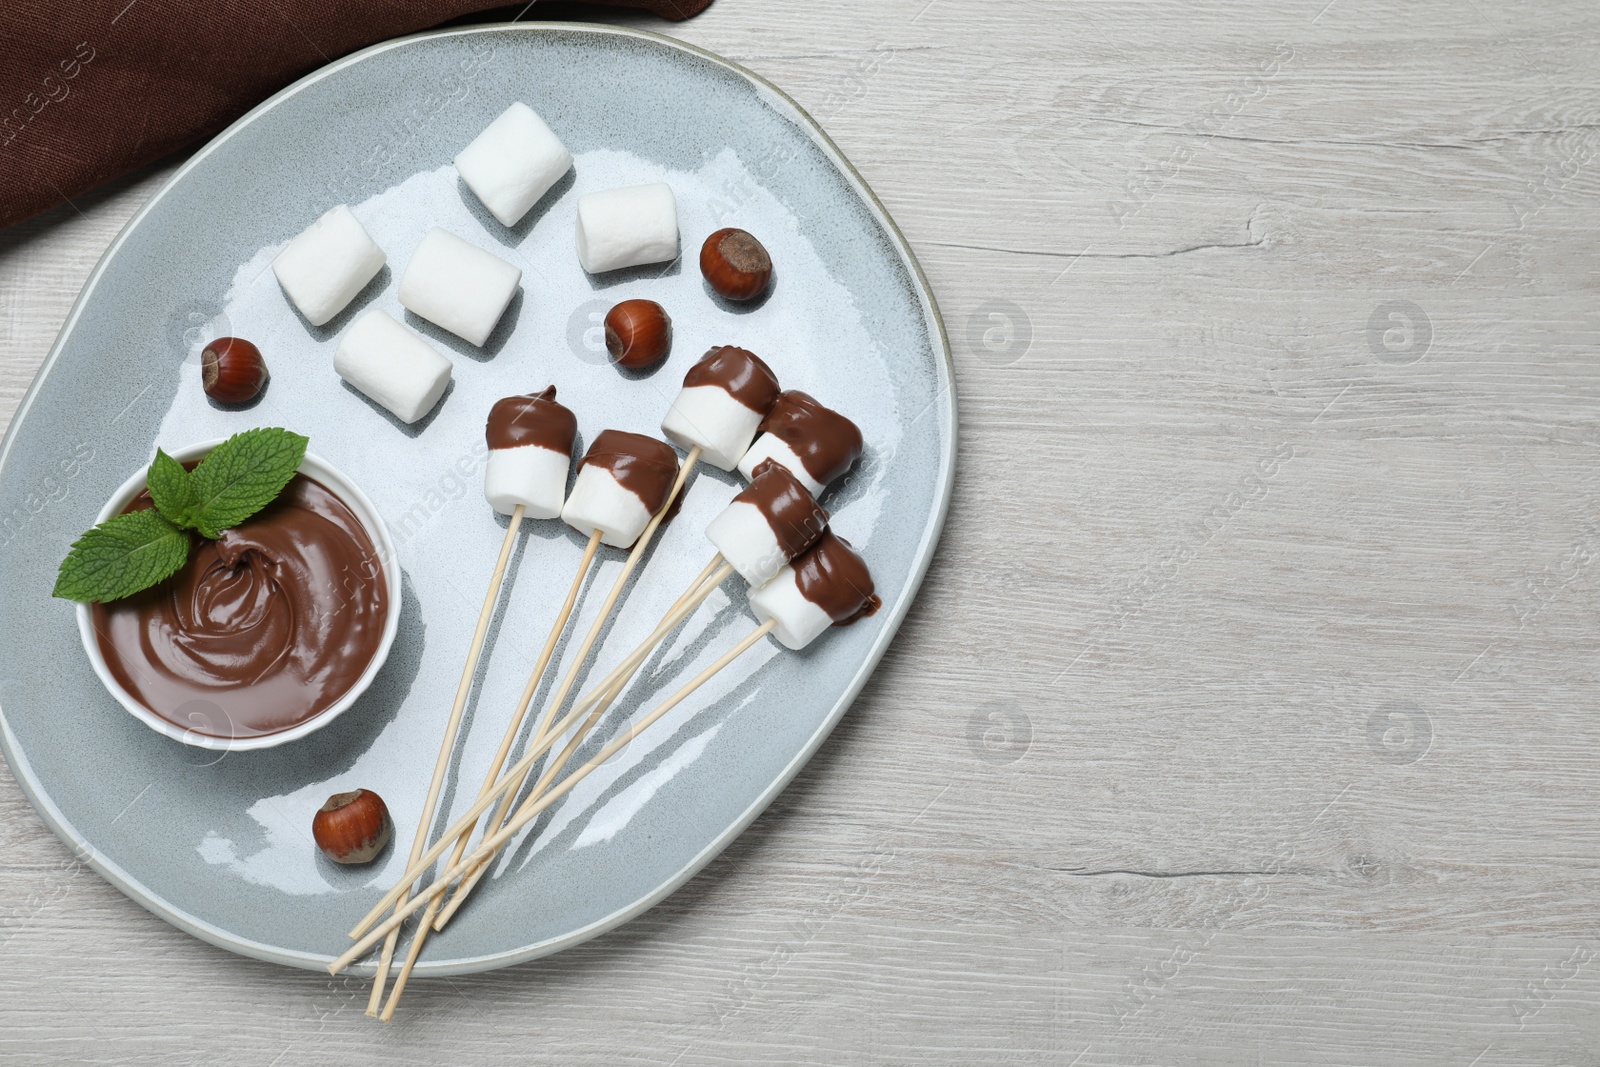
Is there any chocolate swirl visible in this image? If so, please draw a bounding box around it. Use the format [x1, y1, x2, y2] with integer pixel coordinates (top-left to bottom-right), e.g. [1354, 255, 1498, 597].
[739, 458, 829, 560]
[92, 474, 389, 740]
[758, 390, 863, 487]
[792, 528, 880, 625]
[682, 346, 781, 414]
[579, 429, 681, 513]
[486, 385, 578, 454]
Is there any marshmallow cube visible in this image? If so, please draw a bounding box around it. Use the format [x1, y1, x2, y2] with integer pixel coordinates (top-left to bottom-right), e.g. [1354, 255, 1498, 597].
[662, 386, 764, 471]
[560, 464, 652, 549]
[272, 205, 386, 326]
[737, 434, 824, 496]
[706, 501, 791, 588]
[747, 566, 835, 651]
[398, 227, 522, 346]
[575, 183, 678, 273]
[455, 102, 573, 227]
[334, 310, 453, 424]
[485, 445, 570, 520]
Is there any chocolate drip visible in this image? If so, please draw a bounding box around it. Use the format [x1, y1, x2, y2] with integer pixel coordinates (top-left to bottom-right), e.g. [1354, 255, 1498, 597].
[682, 346, 781, 414]
[92, 474, 389, 740]
[758, 390, 863, 487]
[579, 429, 681, 513]
[739, 458, 829, 560]
[486, 385, 578, 454]
[791, 528, 880, 625]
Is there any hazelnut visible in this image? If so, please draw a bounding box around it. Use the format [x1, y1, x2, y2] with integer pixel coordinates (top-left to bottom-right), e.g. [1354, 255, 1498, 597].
[699, 228, 772, 301]
[312, 788, 392, 865]
[201, 337, 268, 404]
[604, 299, 672, 369]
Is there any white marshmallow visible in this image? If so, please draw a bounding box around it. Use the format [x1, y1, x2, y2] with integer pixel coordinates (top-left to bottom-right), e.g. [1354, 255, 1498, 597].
[662, 386, 764, 471]
[398, 227, 522, 346]
[747, 565, 835, 651]
[560, 464, 652, 549]
[705, 501, 789, 588]
[485, 445, 570, 520]
[333, 310, 453, 424]
[737, 434, 824, 496]
[455, 102, 573, 227]
[272, 205, 386, 326]
[575, 183, 678, 273]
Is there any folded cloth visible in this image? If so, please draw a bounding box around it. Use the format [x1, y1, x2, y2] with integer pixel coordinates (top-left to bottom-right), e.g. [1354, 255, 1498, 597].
[0, 0, 712, 228]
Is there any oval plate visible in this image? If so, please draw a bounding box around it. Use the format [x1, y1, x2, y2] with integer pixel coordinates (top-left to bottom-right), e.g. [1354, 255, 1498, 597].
[0, 23, 954, 975]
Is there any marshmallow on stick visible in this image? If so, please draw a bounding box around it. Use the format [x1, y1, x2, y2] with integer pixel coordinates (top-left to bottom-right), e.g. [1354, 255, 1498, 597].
[272, 205, 386, 327]
[736, 390, 864, 497]
[661, 346, 782, 470]
[575, 182, 678, 273]
[378, 386, 588, 1017]
[363, 392, 579, 1012]
[706, 459, 830, 588]
[484, 387, 578, 519]
[455, 102, 572, 227]
[398, 227, 522, 347]
[334, 309, 453, 424]
[560, 429, 682, 549]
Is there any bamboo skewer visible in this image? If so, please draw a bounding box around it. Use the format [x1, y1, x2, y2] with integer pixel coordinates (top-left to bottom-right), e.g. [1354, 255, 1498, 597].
[365, 503, 525, 1016]
[346, 558, 733, 945]
[374, 527, 603, 1019]
[331, 618, 777, 978]
[430, 552, 730, 932]
[379, 559, 732, 1019]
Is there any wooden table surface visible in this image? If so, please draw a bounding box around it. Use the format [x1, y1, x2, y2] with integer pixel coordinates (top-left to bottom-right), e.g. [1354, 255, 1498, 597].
[5, 1, 1599, 1062]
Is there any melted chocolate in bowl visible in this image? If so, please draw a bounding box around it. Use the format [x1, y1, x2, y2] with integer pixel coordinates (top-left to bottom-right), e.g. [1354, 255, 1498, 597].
[90, 473, 389, 740]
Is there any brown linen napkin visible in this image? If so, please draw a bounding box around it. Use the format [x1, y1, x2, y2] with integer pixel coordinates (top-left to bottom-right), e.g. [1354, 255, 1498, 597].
[0, 0, 712, 228]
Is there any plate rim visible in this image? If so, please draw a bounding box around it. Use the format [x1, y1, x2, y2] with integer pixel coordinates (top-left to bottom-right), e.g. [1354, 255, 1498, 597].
[0, 20, 958, 976]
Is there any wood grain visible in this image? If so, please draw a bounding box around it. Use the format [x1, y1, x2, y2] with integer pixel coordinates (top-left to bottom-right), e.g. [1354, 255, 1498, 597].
[5, 0, 1600, 1062]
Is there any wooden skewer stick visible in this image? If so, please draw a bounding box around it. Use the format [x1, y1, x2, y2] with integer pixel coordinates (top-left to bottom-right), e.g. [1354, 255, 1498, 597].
[375, 527, 604, 1020]
[330, 619, 777, 977]
[345, 559, 733, 943]
[429, 553, 726, 934]
[430, 552, 729, 932]
[419, 447, 704, 933]
[364, 503, 525, 1016]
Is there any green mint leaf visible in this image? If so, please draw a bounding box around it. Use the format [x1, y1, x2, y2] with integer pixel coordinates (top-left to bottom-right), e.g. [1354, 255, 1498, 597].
[146, 449, 196, 529]
[187, 427, 308, 539]
[52, 509, 191, 602]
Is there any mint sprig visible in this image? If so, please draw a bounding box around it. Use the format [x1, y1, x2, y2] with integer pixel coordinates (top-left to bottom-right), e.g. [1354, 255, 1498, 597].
[52, 510, 190, 603]
[54, 428, 309, 603]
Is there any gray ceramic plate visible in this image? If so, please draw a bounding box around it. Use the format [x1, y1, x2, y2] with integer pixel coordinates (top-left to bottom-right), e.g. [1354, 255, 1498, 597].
[0, 23, 954, 974]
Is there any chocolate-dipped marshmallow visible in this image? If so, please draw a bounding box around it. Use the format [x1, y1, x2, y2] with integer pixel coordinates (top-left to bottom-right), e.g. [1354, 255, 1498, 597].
[560, 430, 680, 548]
[483, 387, 578, 519]
[660, 346, 782, 470]
[746, 529, 880, 651]
[705, 459, 829, 588]
[736, 390, 864, 496]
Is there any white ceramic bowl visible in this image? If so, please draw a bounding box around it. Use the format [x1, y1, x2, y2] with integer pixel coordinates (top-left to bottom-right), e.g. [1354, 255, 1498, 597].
[74, 440, 401, 751]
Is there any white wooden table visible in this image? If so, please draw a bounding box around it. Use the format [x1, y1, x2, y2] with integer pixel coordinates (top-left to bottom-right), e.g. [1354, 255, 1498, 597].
[4, 1, 1599, 1062]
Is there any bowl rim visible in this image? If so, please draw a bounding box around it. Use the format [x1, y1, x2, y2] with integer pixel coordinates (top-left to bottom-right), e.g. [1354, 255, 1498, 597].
[73, 439, 402, 752]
